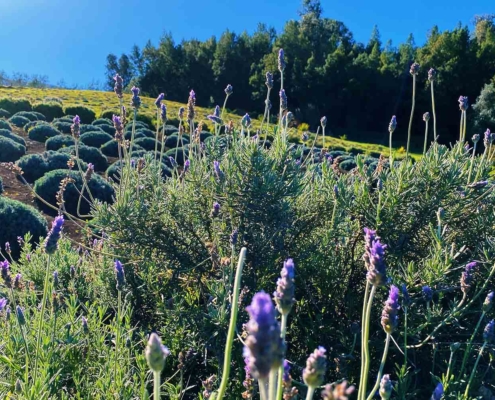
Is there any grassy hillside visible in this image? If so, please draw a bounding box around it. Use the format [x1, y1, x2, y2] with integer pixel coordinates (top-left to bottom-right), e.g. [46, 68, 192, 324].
[0, 86, 417, 157]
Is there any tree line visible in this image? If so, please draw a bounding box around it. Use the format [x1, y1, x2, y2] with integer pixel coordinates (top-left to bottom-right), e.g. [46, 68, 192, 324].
[105, 1, 495, 147]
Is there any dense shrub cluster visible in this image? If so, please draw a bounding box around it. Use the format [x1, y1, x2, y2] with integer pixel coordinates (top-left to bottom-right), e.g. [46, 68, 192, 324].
[0, 119, 12, 131]
[0, 136, 26, 161]
[45, 134, 75, 151]
[32, 102, 64, 121]
[0, 97, 31, 114]
[59, 145, 108, 171]
[0, 108, 11, 118]
[13, 111, 45, 121]
[0, 128, 26, 147]
[8, 115, 30, 128]
[79, 131, 113, 148]
[28, 124, 61, 142]
[63, 105, 96, 124]
[17, 150, 87, 182]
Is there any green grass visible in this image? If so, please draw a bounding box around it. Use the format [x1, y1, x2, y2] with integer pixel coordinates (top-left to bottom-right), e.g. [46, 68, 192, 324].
[0, 86, 420, 158]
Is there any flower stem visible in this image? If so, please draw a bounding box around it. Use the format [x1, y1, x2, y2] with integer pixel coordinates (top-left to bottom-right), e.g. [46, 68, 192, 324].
[406, 74, 416, 160]
[305, 386, 315, 400]
[154, 370, 161, 399]
[275, 313, 289, 400]
[114, 290, 122, 385]
[423, 120, 429, 155]
[464, 342, 487, 398]
[389, 131, 393, 160]
[215, 247, 247, 400]
[403, 307, 408, 366]
[463, 110, 467, 142]
[431, 82, 437, 141]
[366, 334, 391, 400]
[259, 378, 269, 400]
[467, 142, 477, 185]
[358, 281, 370, 400]
[33, 254, 52, 380]
[460, 311, 485, 377]
[269, 368, 277, 400]
[459, 111, 464, 142]
[361, 285, 377, 400]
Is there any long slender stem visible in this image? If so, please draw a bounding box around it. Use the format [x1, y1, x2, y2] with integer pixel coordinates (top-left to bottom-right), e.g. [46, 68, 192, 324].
[360, 285, 377, 400]
[464, 342, 487, 398]
[269, 368, 277, 400]
[259, 378, 269, 400]
[467, 142, 477, 185]
[459, 111, 464, 142]
[366, 334, 391, 400]
[389, 131, 393, 160]
[154, 109, 159, 155]
[358, 282, 370, 400]
[154, 370, 161, 399]
[215, 248, 247, 400]
[423, 121, 429, 155]
[114, 290, 122, 385]
[431, 82, 437, 142]
[463, 110, 467, 142]
[445, 350, 455, 385]
[406, 75, 416, 160]
[305, 386, 315, 400]
[460, 311, 485, 377]
[159, 120, 166, 166]
[275, 314, 289, 400]
[33, 254, 51, 380]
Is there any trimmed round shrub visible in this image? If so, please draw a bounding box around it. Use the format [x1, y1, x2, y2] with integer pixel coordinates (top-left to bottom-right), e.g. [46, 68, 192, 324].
[328, 150, 348, 158]
[101, 140, 144, 158]
[99, 110, 119, 120]
[166, 118, 180, 127]
[165, 135, 189, 148]
[130, 149, 147, 158]
[124, 131, 147, 140]
[80, 125, 104, 135]
[59, 145, 108, 171]
[0, 196, 48, 259]
[33, 103, 64, 122]
[9, 115, 30, 128]
[136, 128, 156, 138]
[34, 169, 114, 216]
[164, 125, 178, 135]
[164, 147, 189, 166]
[64, 106, 96, 124]
[53, 117, 74, 124]
[0, 98, 32, 114]
[339, 159, 357, 171]
[98, 124, 116, 136]
[16, 151, 87, 183]
[0, 129, 26, 147]
[31, 111, 46, 121]
[45, 135, 76, 151]
[200, 132, 212, 142]
[24, 120, 49, 133]
[0, 109, 11, 118]
[134, 137, 161, 151]
[29, 124, 61, 142]
[13, 111, 41, 122]
[0, 120, 11, 131]
[0, 137, 26, 161]
[80, 131, 113, 148]
[124, 121, 149, 132]
[136, 113, 154, 127]
[52, 121, 72, 134]
[92, 118, 112, 126]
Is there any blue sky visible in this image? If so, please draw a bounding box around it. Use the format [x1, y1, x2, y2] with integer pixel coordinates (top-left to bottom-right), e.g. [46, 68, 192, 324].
[0, 0, 491, 87]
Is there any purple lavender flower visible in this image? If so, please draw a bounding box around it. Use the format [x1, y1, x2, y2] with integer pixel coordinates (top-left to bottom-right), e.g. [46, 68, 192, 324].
[160, 103, 167, 122]
[16, 305, 25, 325]
[265, 99, 272, 110]
[183, 159, 190, 174]
[17, 236, 23, 246]
[71, 115, 81, 138]
[13, 273, 21, 290]
[145, 332, 171, 372]
[389, 116, 397, 134]
[243, 357, 255, 396]
[483, 320, 495, 343]
[458, 96, 469, 111]
[178, 107, 185, 120]
[154, 93, 165, 108]
[70, 265, 76, 279]
[82, 316, 89, 334]
[301, 132, 309, 142]
[274, 258, 296, 315]
[467, 180, 489, 189]
[278, 49, 286, 72]
[207, 105, 223, 124]
[461, 262, 476, 294]
[241, 113, 251, 129]
[283, 360, 290, 383]
[379, 374, 393, 399]
[483, 291, 494, 312]
[5, 306, 10, 320]
[26, 253, 31, 262]
[472, 134, 480, 144]
[213, 160, 224, 180]
[224, 84, 233, 96]
[410, 62, 420, 76]
[265, 72, 273, 89]
[363, 228, 387, 286]
[428, 68, 437, 82]
[244, 291, 285, 379]
[279, 90, 288, 110]
[187, 91, 195, 121]
[168, 156, 177, 168]
[53, 271, 59, 288]
[484, 128, 492, 147]
[130, 86, 141, 109]
[401, 284, 410, 307]
[44, 216, 64, 254]
[230, 228, 238, 246]
[423, 112, 430, 122]
[114, 260, 125, 291]
[422, 285, 433, 302]
[303, 347, 327, 388]
[381, 285, 400, 334]
[0, 298, 7, 311]
[320, 116, 327, 128]
[112, 115, 123, 141]
[85, 163, 94, 181]
[211, 202, 220, 218]
[333, 185, 338, 197]
[114, 74, 123, 98]
[431, 383, 443, 400]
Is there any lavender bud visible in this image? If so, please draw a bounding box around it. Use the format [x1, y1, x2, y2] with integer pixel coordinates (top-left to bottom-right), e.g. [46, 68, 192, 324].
[146, 332, 170, 372]
[265, 99, 272, 110]
[301, 132, 309, 142]
[44, 216, 64, 254]
[224, 84, 233, 96]
[458, 96, 469, 111]
[401, 284, 410, 307]
[71, 115, 81, 138]
[379, 374, 393, 400]
[410, 62, 420, 76]
[160, 103, 167, 122]
[461, 262, 476, 294]
[388, 116, 397, 134]
[320, 116, 327, 128]
[114, 260, 125, 291]
[428, 68, 437, 82]
[279, 90, 288, 110]
[5, 306, 11, 321]
[130, 86, 141, 109]
[84, 163, 94, 181]
[303, 347, 327, 388]
[13, 273, 22, 290]
[467, 180, 489, 189]
[52, 271, 59, 288]
[483, 320, 495, 344]
[286, 112, 294, 123]
[168, 156, 178, 168]
[183, 159, 190, 174]
[265, 72, 274, 89]
[211, 202, 220, 218]
[178, 107, 185, 120]
[154, 93, 165, 108]
[422, 286, 433, 302]
[333, 185, 338, 197]
[483, 291, 494, 312]
[241, 113, 252, 129]
[0, 298, 7, 311]
[5, 242, 10, 253]
[230, 229, 238, 246]
[273, 258, 295, 315]
[450, 342, 461, 352]
[17, 236, 23, 246]
[472, 134, 480, 144]
[187, 90, 196, 121]
[363, 228, 387, 286]
[423, 112, 430, 122]
[113, 74, 123, 98]
[16, 305, 25, 325]
[70, 265, 76, 279]
[282, 360, 290, 383]
[431, 383, 443, 400]
[82, 316, 89, 334]
[244, 292, 285, 379]
[381, 285, 400, 334]
[213, 160, 224, 181]
[278, 49, 286, 72]
[15, 379, 22, 394]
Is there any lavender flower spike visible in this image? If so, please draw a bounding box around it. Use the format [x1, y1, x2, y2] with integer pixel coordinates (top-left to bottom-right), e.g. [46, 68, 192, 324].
[230, 228, 238, 246]
[320, 116, 327, 128]
[422, 285, 433, 302]
[154, 93, 165, 108]
[224, 84, 233, 96]
[279, 89, 288, 110]
[265, 72, 274, 89]
[241, 113, 251, 129]
[458, 96, 469, 111]
[303, 346, 327, 388]
[130, 86, 141, 109]
[388, 116, 397, 134]
[85, 163, 94, 181]
[278, 49, 286, 72]
[0, 298, 7, 311]
[114, 260, 125, 291]
[44, 215, 64, 254]
[145, 332, 171, 372]
[114, 74, 123, 98]
[274, 258, 295, 315]
[410, 62, 420, 76]
[483, 320, 495, 344]
[461, 262, 476, 294]
[431, 383, 443, 400]
[379, 374, 393, 400]
[71, 115, 81, 138]
[428, 68, 437, 82]
[363, 228, 387, 286]
[244, 291, 285, 379]
[483, 291, 494, 312]
[381, 285, 400, 334]
[160, 103, 167, 122]
[423, 112, 430, 122]
[213, 160, 224, 180]
[16, 305, 26, 325]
